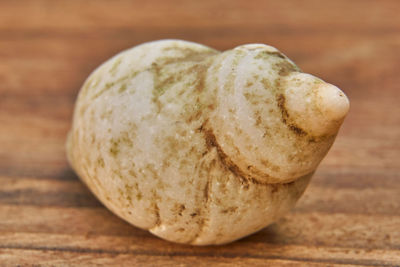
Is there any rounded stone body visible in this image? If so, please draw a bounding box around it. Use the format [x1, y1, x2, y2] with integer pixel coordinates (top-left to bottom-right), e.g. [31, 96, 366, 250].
[67, 40, 349, 245]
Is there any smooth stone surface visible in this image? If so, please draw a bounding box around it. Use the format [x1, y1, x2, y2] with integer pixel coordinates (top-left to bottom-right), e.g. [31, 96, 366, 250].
[67, 39, 349, 245]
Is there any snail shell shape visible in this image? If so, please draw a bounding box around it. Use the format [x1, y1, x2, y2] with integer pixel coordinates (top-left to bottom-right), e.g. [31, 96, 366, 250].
[67, 40, 349, 245]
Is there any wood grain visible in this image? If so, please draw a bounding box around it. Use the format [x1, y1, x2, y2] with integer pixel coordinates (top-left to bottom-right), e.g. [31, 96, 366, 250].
[1, 0, 399, 266]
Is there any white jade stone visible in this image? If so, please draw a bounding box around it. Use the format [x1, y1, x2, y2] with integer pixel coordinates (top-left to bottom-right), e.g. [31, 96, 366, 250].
[67, 40, 349, 245]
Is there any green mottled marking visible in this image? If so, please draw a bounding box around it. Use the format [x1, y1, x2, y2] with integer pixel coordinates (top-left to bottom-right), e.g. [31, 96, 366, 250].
[151, 48, 217, 102]
[128, 169, 137, 177]
[246, 81, 254, 87]
[91, 71, 139, 100]
[162, 47, 218, 64]
[92, 76, 101, 88]
[79, 104, 88, 116]
[153, 73, 175, 98]
[109, 57, 122, 76]
[80, 76, 95, 98]
[124, 184, 134, 204]
[118, 84, 127, 93]
[97, 157, 105, 168]
[125, 184, 133, 192]
[113, 169, 124, 180]
[118, 188, 123, 196]
[109, 138, 120, 157]
[223, 53, 242, 94]
[100, 110, 113, 120]
[221, 206, 238, 214]
[313, 78, 323, 85]
[126, 195, 132, 204]
[243, 91, 264, 106]
[275, 61, 300, 76]
[254, 50, 286, 60]
[121, 133, 134, 147]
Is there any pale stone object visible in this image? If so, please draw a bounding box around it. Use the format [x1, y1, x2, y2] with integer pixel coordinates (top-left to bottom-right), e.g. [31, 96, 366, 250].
[66, 40, 349, 245]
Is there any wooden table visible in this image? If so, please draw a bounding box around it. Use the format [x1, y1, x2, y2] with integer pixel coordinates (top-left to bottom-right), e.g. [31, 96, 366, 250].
[1, 1, 399, 266]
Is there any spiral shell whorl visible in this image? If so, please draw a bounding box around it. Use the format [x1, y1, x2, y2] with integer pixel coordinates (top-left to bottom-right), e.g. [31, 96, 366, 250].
[66, 40, 348, 245]
[207, 44, 348, 184]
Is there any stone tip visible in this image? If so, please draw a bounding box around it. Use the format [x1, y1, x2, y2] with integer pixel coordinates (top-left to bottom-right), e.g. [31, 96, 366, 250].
[317, 83, 350, 122]
[282, 72, 350, 137]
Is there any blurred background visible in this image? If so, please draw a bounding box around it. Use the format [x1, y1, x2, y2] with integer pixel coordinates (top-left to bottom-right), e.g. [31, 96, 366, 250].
[0, 0, 399, 266]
